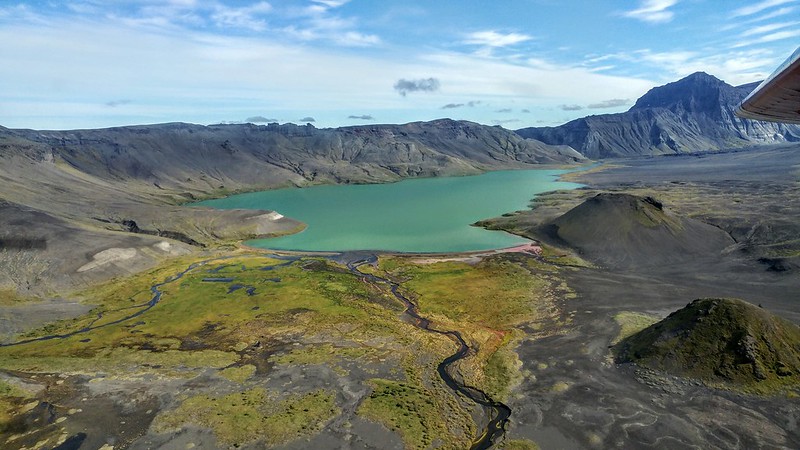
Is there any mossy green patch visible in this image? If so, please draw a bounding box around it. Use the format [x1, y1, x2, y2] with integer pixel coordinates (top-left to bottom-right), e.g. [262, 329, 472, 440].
[0, 378, 34, 434]
[616, 298, 800, 394]
[0, 348, 238, 376]
[374, 254, 562, 401]
[156, 388, 338, 447]
[390, 257, 546, 330]
[0, 250, 566, 445]
[499, 439, 540, 450]
[219, 364, 256, 383]
[483, 331, 524, 401]
[0, 288, 35, 306]
[612, 311, 659, 345]
[538, 245, 593, 268]
[269, 343, 376, 366]
[358, 378, 468, 450]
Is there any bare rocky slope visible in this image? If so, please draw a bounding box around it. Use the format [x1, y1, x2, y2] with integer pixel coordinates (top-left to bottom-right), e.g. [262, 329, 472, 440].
[542, 193, 735, 268]
[516, 72, 800, 158]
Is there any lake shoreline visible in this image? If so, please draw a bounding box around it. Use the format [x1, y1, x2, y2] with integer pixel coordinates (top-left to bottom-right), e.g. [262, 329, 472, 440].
[238, 241, 542, 259]
[200, 167, 586, 253]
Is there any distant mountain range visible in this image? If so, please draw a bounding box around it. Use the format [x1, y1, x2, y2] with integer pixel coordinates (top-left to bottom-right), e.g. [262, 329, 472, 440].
[516, 72, 800, 158]
[2, 119, 582, 193]
[0, 119, 585, 293]
[3, 71, 800, 293]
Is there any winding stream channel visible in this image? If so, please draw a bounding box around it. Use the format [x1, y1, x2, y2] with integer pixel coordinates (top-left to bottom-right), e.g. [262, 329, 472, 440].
[346, 255, 511, 449]
[3, 252, 510, 448]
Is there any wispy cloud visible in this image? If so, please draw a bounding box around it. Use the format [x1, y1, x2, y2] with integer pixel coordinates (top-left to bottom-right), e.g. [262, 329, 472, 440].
[440, 101, 481, 109]
[246, 116, 278, 123]
[731, 0, 797, 18]
[394, 78, 440, 96]
[588, 98, 630, 109]
[287, 0, 380, 46]
[734, 28, 800, 47]
[299, 116, 316, 122]
[210, 2, 272, 31]
[312, 0, 351, 8]
[492, 119, 520, 125]
[495, 108, 512, 113]
[629, 48, 777, 84]
[741, 21, 800, 36]
[0, 4, 657, 130]
[559, 104, 584, 111]
[464, 31, 532, 47]
[623, 0, 679, 24]
[748, 6, 797, 22]
[348, 114, 374, 120]
[105, 99, 132, 107]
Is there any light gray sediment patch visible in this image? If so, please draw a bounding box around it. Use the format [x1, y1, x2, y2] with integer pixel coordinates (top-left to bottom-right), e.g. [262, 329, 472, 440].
[0, 298, 93, 343]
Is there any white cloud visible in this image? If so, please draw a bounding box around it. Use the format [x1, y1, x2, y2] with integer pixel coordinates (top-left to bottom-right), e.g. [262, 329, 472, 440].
[312, 0, 350, 8]
[734, 28, 800, 47]
[210, 2, 272, 31]
[464, 31, 532, 48]
[731, 0, 797, 18]
[283, 0, 380, 46]
[746, 6, 797, 23]
[623, 0, 679, 24]
[0, 14, 657, 130]
[631, 48, 777, 85]
[741, 21, 800, 36]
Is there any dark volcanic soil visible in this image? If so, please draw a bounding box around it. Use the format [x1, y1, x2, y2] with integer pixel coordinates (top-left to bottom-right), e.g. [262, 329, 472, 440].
[501, 144, 800, 449]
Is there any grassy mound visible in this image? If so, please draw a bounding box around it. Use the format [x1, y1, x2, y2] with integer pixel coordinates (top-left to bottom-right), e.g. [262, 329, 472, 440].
[615, 298, 800, 392]
[543, 193, 733, 268]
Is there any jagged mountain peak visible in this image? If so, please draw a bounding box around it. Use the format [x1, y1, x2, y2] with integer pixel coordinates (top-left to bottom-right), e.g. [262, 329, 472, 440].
[516, 72, 800, 158]
[630, 72, 730, 112]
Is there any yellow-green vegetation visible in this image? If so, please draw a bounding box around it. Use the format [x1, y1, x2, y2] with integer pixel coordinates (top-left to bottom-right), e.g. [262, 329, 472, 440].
[0, 252, 486, 444]
[358, 378, 468, 450]
[483, 331, 525, 401]
[0, 288, 31, 306]
[551, 381, 571, 392]
[0, 249, 574, 446]
[538, 244, 593, 268]
[0, 378, 33, 433]
[156, 388, 338, 447]
[0, 347, 237, 377]
[376, 255, 557, 400]
[498, 439, 540, 450]
[219, 364, 256, 383]
[389, 257, 544, 330]
[269, 343, 377, 365]
[611, 311, 660, 345]
[559, 162, 620, 183]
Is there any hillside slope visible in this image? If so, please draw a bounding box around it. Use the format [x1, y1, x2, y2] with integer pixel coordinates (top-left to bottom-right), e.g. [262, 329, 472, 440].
[539, 193, 734, 268]
[615, 298, 800, 392]
[517, 73, 800, 158]
[0, 119, 580, 293]
[0, 118, 582, 227]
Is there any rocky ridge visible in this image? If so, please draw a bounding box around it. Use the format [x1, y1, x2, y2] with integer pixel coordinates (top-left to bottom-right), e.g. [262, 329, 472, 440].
[516, 72, 800, 158]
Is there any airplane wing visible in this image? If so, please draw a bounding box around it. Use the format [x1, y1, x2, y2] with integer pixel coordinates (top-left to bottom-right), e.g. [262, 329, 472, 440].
[736, 46, 800, 124]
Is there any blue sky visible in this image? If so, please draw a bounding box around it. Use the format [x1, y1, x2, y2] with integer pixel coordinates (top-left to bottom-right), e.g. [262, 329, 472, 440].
[1, 0, 798, 130]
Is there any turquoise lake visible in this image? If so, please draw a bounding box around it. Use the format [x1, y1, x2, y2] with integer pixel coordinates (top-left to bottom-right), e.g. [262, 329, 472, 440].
[196, 169, 583, 253]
